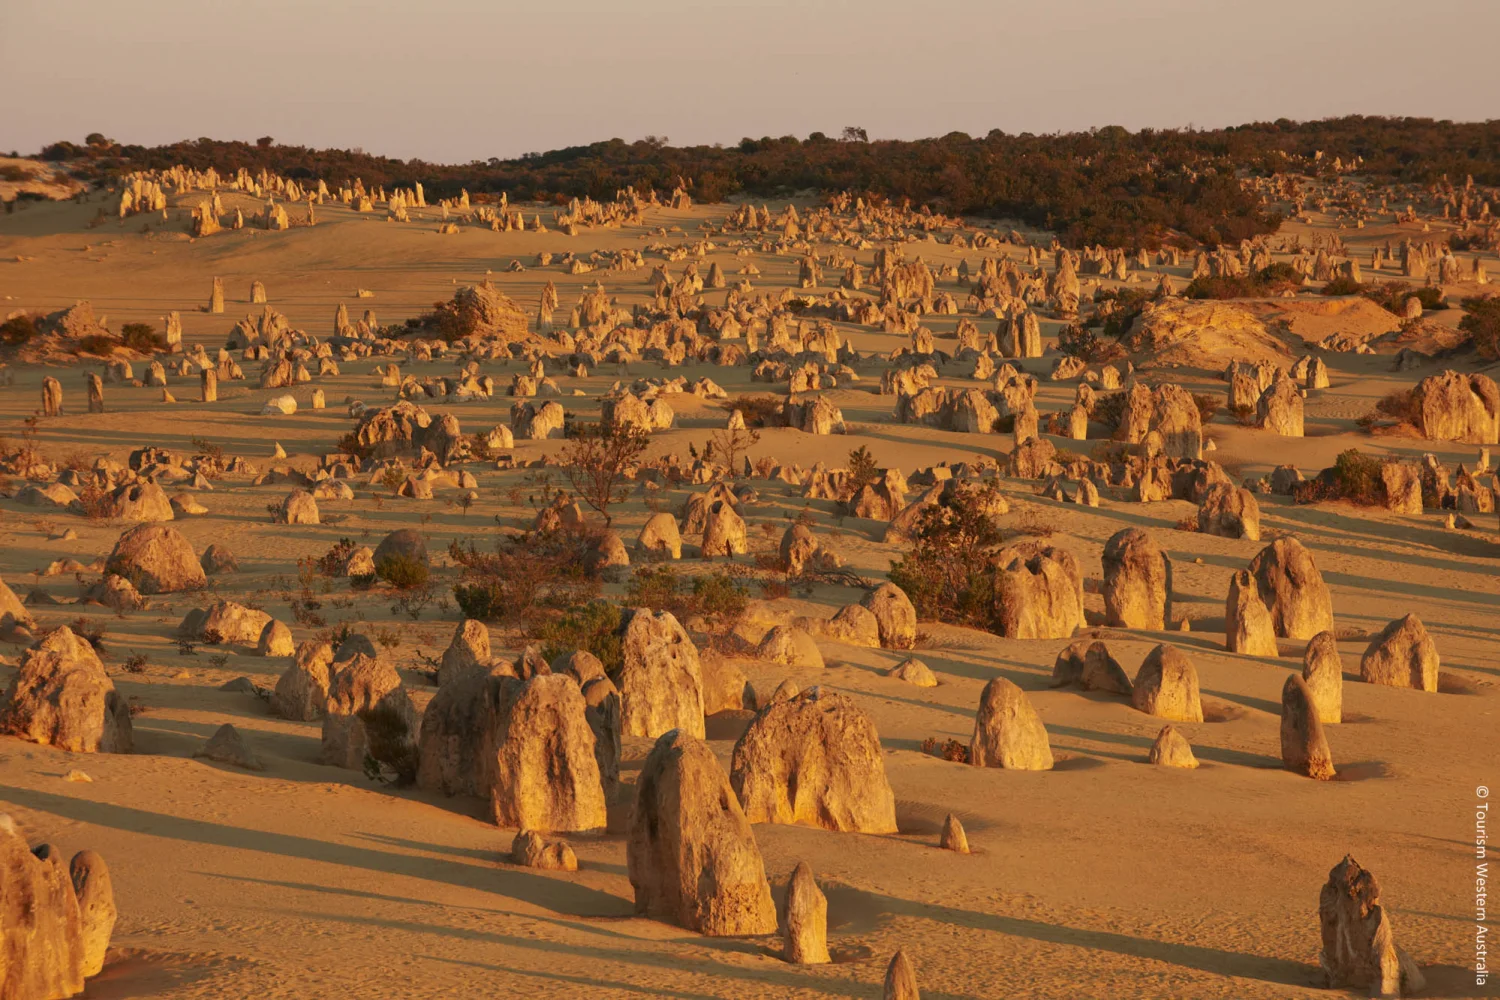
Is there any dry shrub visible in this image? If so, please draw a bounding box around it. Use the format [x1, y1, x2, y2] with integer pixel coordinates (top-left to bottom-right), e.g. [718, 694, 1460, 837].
[920, 736, 970, 763]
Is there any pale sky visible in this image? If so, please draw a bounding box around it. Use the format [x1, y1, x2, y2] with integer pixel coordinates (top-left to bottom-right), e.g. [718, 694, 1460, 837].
[3, 0, 1496, 162]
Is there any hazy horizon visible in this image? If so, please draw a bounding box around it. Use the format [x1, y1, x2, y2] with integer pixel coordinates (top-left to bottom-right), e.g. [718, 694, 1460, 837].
[3, 0, 1497, 164]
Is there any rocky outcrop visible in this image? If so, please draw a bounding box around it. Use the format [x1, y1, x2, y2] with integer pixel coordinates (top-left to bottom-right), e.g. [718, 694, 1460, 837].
[1225, 569, 1278, 656]
[627, 730, 777, 936]
[1302, 631, 1343, 723]
[1413, 370, 1500, 444]
[1197, 484, 1261, 540]
[1317, 855, 1426, 996]
[993, 542, 1084, 639]
[618, 609, 705, 739]
[1051, 639, 1131, 695]
[0, 626, 132, 753]
[1281, 673, 1335, 780]
[1359, 614, 1438, 692]
[1248, 537, 1334, 640]
[781, 862, 830, 964]
[730, 689, 897, 833]
[321, 653, 417, 771]
[491, 675, 606, 832]
[1101, 528, 1171, 630]
[271, 641, 333, 721]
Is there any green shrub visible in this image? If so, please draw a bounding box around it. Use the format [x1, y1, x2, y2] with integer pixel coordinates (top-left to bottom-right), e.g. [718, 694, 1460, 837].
[75, 334, 114, 356]
[375, 554, 429, 590]
[1332, 450, 1383, 503]
[888, 482, 1006, 629]
[358, 701, 418, 785]
[727, 394, 784, 428]
[453, 579, 503, 619]
[1460, 294, 1500, 358]
[534, 600, 623, 674]
[121, 322, 165, 352]
[1320, 275, 1362, 296]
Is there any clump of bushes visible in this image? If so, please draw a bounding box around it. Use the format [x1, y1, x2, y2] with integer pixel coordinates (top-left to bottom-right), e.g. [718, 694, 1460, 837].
[920, 736, 970, 763]
[1292, 449, 1386, 506]
[726, 394, 785, 428]
[450, 526, 601, 626]
[1191, 393, 1221, 423]
[1184, 262, 1301, 300]
[75, 334, 114, 356]
[1363, 281, 1446, 316]
[623, 565, 749, 648]
[358, 702, 418, 785]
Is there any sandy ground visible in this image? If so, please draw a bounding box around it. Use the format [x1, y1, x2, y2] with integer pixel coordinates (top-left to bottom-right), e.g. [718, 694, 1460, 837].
[0, 186, 1496, 999]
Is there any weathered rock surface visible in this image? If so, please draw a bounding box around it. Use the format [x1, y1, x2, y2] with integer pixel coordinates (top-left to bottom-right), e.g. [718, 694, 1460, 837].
[1131, 644, 1203, 722]
[1359, 614, 1438, 692]
[627, 730, 777, 936]
[730, 688, 897, 833]
[0, 626, 132, 753]
[969, 677, 1053, 770]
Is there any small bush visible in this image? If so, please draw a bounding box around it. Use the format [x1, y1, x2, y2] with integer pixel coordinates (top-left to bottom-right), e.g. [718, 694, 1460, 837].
[1331, 449, 1384, 505]
[75, 334, 114, 356]
[375, 554, 429, 590]
[0, 314, 38, 346]
[1320, 275, 1362, 296]
[121, 322, 166, 353]
[1230, 403, 1257, 426]
[1090, 391, 1126, 431]
[535, 600, 623, 673]
[920, 736, 970, 763]
[1174, 516, 1200, 532]
[1374, 389, 1418, 424]
[358, 702, 418, 785]
[888, 482, 1006, 629]
[1363, 281, 1446, 316]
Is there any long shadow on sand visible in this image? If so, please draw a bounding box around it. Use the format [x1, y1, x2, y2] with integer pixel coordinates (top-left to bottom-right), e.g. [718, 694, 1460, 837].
[1, 785, 630, 918]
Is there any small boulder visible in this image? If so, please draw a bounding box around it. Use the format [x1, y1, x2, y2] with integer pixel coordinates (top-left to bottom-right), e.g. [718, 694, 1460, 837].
[105, 523, 206, 594]
[1131, 644, 1203, 722]
[1359, 614, 1438, 692]
[860, 582, 917, 649]
[509, 829, 578, 871]
[271, 641, 333, 721]
[193, 722, 265, 771]
[969, 677, 1053, 770]
[256, 619, 295, 657]
[888, 657, 937, 687]
[1148, 725, 1198, 768]
[755, 625, 824, 669]
[939, 813, 970, 852]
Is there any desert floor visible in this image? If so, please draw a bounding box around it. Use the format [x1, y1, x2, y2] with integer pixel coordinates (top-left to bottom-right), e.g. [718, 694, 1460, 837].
[0, 189, 1495, 999]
